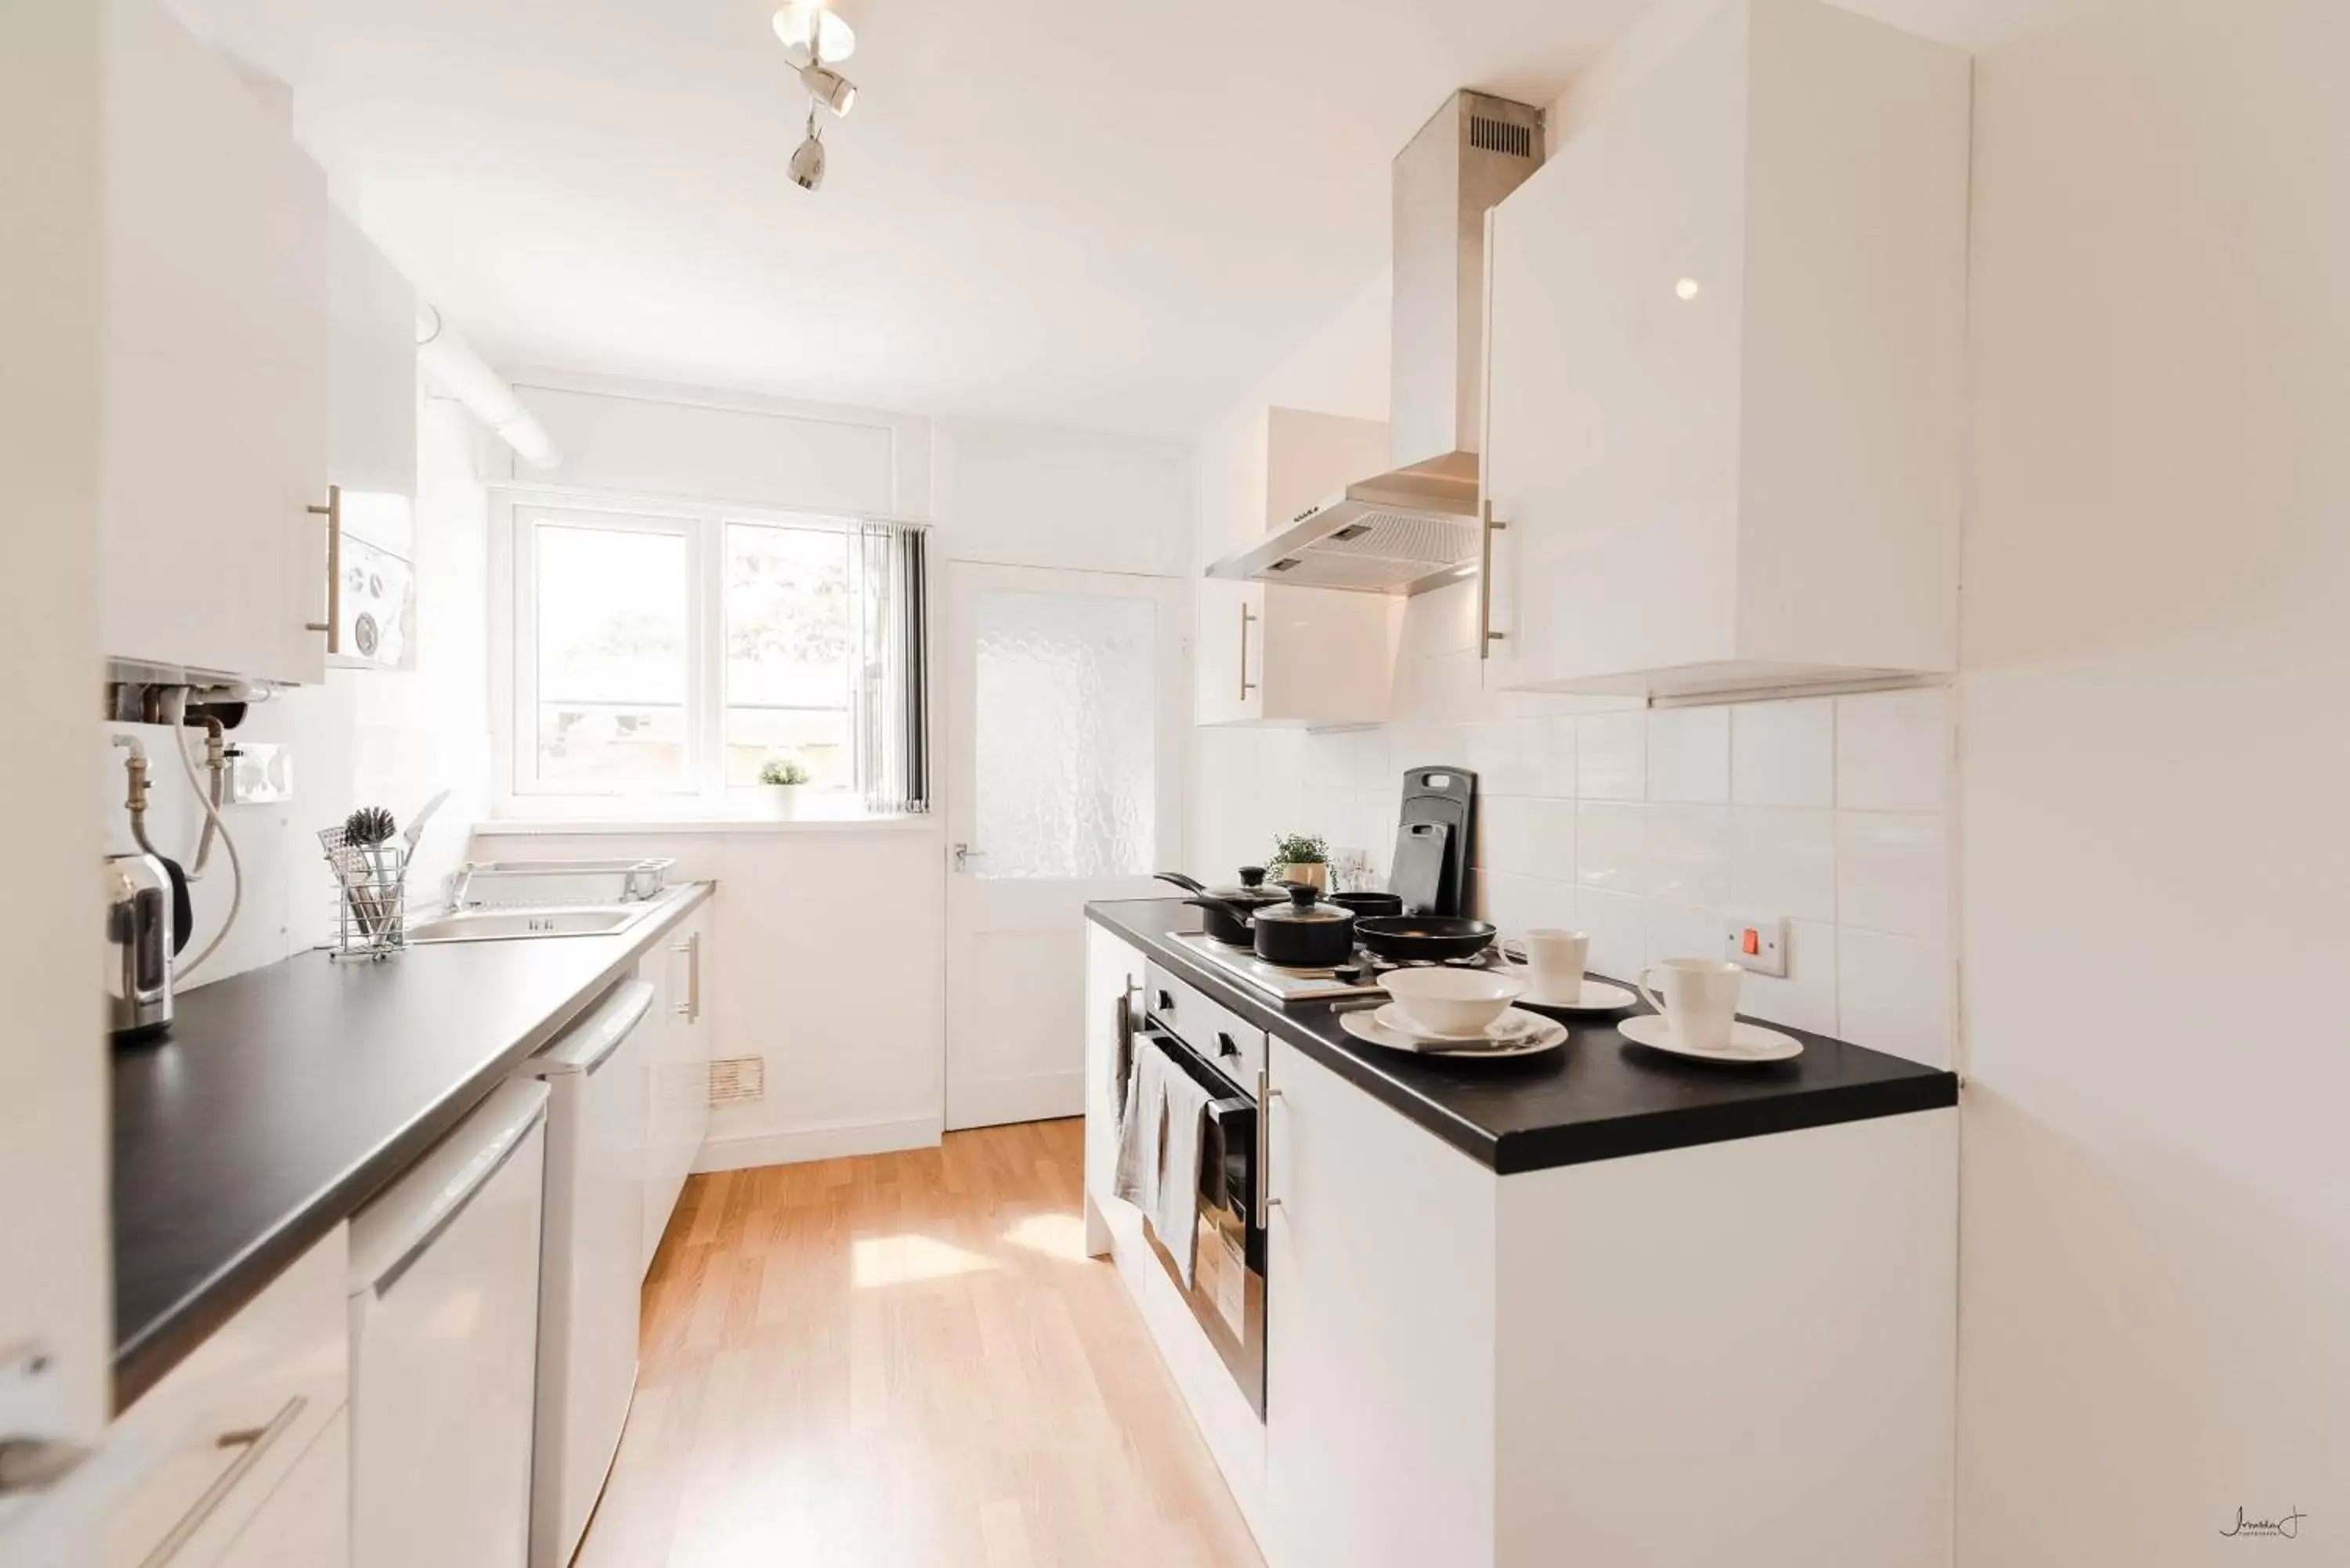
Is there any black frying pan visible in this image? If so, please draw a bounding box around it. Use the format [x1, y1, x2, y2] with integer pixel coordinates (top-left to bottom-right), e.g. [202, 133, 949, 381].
[1327, 891, 1405, 919]
[1354, 914, 1497, 964]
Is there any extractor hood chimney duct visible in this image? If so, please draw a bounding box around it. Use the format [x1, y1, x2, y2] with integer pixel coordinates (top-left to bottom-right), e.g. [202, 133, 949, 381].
[1208, 90, 1545, 594]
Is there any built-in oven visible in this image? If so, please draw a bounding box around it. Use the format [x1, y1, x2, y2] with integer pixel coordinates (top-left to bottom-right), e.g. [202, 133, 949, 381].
[1133, 1013, 1267, 1417]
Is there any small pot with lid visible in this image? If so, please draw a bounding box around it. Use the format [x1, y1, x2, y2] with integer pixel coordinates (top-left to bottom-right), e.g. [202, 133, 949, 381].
[1158, 865, 1284, 945]
[1184, 881, 1358, 968]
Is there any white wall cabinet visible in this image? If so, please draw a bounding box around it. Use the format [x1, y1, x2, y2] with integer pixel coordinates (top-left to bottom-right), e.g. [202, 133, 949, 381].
[99, 0, 331, 685]
[1195, 407, 1402, 728]
[641, 900, 714, 1272]
[327, 211, 418, 500]
[1481, 0, 1969, 699]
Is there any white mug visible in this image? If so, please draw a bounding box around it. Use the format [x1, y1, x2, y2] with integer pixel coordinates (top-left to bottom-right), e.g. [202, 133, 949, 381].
[1637, 956, 1742, 1050]
[1522, 928, 1590, 1003]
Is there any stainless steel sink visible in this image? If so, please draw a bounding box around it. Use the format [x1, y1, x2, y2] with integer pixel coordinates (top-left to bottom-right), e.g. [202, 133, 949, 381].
[404, 905, 655, 945]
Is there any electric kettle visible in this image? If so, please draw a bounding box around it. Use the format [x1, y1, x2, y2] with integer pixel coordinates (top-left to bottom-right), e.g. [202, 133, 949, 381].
[104, 850, 175, 1043]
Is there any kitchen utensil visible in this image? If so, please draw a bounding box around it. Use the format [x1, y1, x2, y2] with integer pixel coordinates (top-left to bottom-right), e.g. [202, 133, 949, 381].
[1372, 1002, 1543, 1044]
[1521, 928, 1590, 1003]
[1636, 957, 1744, 1051]
[1340, 1006, 1566, 1059]
[1159, 866, 1284, 945]
[1388, 822, 1451, 916]
[1618, 1013, 1802, 1064]
[103, 851, 175, 1044]
[1391, 767, 1476, 915]
[1514, 977, 1640, 1015]
[1379, 967, 1526, 1037]
[1187, 883, 1356, 968]
[1354, 914, 1497, 964]
[1328, 891, 1405, 919]
[401, 787, 450, 865]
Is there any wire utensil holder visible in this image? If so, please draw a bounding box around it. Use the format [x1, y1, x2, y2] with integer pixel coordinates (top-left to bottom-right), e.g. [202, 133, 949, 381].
[320, 826, 409, 961]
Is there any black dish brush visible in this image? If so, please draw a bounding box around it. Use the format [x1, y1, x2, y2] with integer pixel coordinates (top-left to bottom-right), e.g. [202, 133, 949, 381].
[344, 805, 398, 847]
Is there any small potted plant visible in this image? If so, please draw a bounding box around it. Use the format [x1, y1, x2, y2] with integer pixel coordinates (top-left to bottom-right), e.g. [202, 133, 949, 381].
[757, 753, 814, 819]
[1269, 833, 1331, 893]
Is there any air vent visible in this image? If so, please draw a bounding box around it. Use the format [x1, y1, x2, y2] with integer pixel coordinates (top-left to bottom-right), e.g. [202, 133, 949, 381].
[1470, 115, 1535, 158]
[1311, 511, 1477, 567]
[1268, 558, 1300, 573]
[1329, 523, 1372, 542]
[708, 1056, 765, 1104]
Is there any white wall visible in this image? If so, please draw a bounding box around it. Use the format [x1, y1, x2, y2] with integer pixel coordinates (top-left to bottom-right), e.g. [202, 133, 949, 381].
[1953, 0, 2350, 1556]
[475, 381, 1191, 1168]
[99, 393, 492, 987]
[2, 0, 110, 1440]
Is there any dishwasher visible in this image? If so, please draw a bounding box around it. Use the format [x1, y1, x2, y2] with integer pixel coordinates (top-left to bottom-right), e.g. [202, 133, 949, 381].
[348, 1076, 551, 1568]
[514, 977, 656, 1568]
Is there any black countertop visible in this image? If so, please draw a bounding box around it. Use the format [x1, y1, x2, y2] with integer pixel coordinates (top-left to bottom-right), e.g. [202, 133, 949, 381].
[110, 883, 711, 1411]
[1086, 898, 1956, 1176]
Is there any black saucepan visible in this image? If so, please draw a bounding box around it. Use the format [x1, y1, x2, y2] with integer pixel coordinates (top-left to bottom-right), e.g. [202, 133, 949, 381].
[1327, 891, 1405, 919]
[1183, 883, 1357, 968]
[1354, 914, 1498, 964]
[1158, 866, 1283, 945]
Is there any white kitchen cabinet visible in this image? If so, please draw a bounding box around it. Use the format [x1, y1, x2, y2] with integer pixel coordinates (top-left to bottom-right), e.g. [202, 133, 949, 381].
[1195, 407, 1402, 728]
[99, 0, 331, 685]
[103, 1227, 351, 1568]
[1263, 1039, 1499, 1568]
[215, 1411, 349, 1568]
[1257, 1028, 1958, 1568]
[1480, 0, 1969, 699]
[326, 211, 418, 500]
[641, 900, 713, 1272]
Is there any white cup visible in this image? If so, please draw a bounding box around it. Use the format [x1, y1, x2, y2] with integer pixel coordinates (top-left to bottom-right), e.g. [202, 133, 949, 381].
[1636, 956, 1742, 1051]
[1521, 928, 1590, 1003]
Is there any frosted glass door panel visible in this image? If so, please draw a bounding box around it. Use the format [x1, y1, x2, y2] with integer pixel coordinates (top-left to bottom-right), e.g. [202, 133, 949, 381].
[971, 589, 1156, 880]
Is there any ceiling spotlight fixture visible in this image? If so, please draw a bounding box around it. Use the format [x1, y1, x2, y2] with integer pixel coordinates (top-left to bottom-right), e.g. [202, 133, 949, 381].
[789, 108, 826, 191]
[797, 54, 858, 116]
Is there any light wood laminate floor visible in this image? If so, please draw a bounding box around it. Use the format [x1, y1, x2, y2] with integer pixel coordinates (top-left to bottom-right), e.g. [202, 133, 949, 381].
[577, 1118, 1264, 1568]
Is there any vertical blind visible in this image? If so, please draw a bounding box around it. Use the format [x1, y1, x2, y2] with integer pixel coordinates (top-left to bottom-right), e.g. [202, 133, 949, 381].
[851, 521, 931, 814]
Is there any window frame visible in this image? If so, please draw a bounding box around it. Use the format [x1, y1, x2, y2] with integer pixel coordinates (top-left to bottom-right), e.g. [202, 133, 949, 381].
[493, 491, 870, 810]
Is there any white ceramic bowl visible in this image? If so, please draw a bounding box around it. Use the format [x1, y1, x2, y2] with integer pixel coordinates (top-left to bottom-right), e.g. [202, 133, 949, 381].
[1378, 968, 1528, 1037]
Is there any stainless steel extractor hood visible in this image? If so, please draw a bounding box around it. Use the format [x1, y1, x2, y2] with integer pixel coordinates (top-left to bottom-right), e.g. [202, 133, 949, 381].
[1209, 90, 1545, 594]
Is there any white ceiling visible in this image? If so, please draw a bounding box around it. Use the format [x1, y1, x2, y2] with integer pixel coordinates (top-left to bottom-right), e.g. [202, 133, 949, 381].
[178, 0, 1651, 437]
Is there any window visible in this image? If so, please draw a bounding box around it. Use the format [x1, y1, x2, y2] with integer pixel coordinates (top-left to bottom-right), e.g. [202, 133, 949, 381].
[505, 502, 928, 808]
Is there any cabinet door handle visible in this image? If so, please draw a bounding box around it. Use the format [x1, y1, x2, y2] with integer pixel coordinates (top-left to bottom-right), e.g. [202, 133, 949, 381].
[136, 1394, 306, 1568]
[1477, 499, 1507, 659]
[1238, 604, 1258, 699]
[672, 931, 701, 1021]
[303, 483, 342, 653]
[1255, 1067, 1282, 1228]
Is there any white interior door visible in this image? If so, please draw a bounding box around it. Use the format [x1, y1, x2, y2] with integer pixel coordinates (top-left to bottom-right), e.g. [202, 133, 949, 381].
[944, 563, 1186, 1132]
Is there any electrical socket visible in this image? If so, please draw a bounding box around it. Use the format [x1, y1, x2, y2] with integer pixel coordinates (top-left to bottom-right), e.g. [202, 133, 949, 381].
[1723, 913, 1788, 977]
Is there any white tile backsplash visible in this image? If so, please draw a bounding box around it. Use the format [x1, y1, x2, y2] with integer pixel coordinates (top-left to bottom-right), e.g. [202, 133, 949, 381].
[1838, 929, 1954, 1069]
[1835, 688, 1950, 812]
[1836, 811, 1950, 941]
[1647, 706, 1730, 803]
[1646, 804, 1733, 907]
[1210, 599, 1958, 1066]
[1576, 710, 1647, 800]
[1731, 807, 1838, 922]
[1731, 697, 1836, 807]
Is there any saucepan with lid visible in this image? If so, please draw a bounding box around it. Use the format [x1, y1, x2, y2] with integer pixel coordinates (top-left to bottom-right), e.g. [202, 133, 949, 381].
[1181, 882, 1358, 968]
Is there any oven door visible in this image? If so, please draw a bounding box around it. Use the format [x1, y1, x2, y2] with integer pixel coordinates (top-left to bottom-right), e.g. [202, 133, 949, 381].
[1140, 1028, 1267, 1417]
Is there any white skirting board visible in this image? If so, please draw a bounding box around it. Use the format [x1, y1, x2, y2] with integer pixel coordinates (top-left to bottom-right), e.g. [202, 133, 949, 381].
[689, 1113, 942, 1172]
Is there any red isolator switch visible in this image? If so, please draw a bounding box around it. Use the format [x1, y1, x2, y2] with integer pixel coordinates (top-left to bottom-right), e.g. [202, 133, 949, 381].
[1741, 927, 1761, 956]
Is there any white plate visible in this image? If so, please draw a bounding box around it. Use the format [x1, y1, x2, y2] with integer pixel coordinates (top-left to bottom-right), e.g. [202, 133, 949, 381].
[1616, 1013, 1803, 1064]
[1373, 1002, 1543, 1044]
[1342, 1006, 1567, 1059]
[1512, 977, 1638, 1014]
